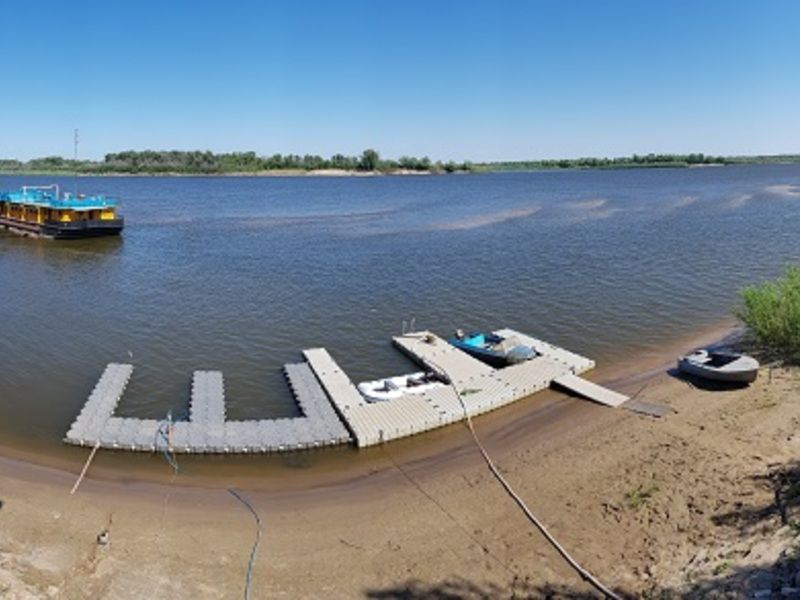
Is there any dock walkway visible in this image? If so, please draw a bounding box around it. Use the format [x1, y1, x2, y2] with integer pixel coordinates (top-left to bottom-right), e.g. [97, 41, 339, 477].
[303, 330, 627, 448]
[65, 327, 630, 453]
[65, 364, 133, 443]
[64, 361, 352, 453]
[305, 346, 447, 446]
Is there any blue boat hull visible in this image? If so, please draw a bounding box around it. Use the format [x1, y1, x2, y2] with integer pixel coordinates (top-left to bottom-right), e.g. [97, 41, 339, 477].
[451, 342, 509, 368]
[449, 332, 535, 368]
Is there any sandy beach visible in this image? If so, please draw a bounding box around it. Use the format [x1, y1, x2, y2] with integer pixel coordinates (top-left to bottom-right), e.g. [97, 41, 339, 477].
[3, 0, 799, 596]
[2, 323, 800, 599]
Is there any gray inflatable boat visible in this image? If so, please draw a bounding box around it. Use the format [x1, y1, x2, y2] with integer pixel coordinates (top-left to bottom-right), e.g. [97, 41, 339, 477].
[677, 349, 759, 384]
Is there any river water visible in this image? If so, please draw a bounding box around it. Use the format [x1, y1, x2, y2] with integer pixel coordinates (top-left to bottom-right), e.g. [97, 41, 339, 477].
[1, 166, 799, 456]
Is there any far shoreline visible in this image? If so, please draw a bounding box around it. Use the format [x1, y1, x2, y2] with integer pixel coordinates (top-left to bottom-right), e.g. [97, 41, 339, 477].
[2, 160, 799, 179]
[0, 168, 443, 178]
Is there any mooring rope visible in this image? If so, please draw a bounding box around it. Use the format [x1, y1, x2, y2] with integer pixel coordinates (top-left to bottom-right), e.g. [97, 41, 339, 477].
[421, 348, 622, 600]
[228, 488, 262, 600]
[70, 440, 101, 495]
[155, 419, 179, 473]
[455, 401, 622, 599]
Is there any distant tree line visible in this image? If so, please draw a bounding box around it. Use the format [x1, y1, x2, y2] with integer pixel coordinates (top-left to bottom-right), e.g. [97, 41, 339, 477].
[1, 151, 798, 175]
[475, 153, 800, 171]
[0, 149, 473, 175]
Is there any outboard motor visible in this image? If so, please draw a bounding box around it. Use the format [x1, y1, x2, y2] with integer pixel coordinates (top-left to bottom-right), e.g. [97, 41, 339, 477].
[506, 345, 536, 364]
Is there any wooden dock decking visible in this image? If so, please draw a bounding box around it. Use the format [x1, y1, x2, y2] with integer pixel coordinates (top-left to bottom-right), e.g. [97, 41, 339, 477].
[64, 327, 631, 453]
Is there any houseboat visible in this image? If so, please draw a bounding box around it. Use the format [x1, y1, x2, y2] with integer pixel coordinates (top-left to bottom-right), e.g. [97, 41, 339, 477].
[0, 185, 124, 239]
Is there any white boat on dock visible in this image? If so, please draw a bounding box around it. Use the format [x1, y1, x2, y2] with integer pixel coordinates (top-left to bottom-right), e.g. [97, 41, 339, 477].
[357, 372, 445, 403]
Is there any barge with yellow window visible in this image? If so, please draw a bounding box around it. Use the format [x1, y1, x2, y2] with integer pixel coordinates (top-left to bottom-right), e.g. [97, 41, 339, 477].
[0, 185, 123, 239]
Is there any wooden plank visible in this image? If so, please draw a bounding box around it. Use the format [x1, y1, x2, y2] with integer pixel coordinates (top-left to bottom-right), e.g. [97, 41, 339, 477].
[623, 400, 672, 417]
[551, 373, 629, 407]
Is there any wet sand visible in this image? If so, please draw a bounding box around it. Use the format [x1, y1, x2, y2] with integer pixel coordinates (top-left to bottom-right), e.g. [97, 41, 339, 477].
[5, 318, 800, 598]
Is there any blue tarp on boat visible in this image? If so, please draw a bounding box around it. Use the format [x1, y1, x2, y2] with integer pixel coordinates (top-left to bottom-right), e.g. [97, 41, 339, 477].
[0, 187, 116, 210]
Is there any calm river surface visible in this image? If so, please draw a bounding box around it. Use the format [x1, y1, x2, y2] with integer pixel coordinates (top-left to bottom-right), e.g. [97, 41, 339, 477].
[1, 166, 799, 456]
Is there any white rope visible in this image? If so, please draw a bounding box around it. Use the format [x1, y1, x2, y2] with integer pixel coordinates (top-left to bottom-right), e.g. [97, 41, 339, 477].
[70, 441, 101, 495]
[428, 350, 622, 600]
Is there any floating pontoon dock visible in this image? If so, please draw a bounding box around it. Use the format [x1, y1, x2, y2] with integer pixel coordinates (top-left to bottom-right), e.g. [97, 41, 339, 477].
[65, 362, 352, 453]
[64, 328, 631, 453]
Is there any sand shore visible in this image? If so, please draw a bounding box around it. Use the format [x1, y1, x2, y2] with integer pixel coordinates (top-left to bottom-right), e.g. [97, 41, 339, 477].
[2, 323, 800, 598]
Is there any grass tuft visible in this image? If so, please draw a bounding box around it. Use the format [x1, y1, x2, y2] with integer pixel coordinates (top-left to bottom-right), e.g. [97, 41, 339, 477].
[626, 481, 660, 509]
[737, 265, 800, 362]
[712, 560, 730, 576]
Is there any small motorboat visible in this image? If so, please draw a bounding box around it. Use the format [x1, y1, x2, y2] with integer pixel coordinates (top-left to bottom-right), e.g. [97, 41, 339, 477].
[357, 371, 445, 403]
[677, 349, 759, 384]
[449, 330, 536, 368]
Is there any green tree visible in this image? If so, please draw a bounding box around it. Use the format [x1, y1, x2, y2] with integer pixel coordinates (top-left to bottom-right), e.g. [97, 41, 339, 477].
[359, 148, 380, 171]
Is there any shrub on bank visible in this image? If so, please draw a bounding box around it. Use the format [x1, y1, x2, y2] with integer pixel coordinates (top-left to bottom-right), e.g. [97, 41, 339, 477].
[737, 265, 800, 361]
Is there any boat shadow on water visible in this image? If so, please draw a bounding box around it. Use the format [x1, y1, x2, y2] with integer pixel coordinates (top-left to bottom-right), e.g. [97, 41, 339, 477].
[2, 231, 123, 262]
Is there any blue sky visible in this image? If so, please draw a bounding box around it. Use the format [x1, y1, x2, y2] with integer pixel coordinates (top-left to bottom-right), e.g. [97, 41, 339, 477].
[1, 1, 798, 161]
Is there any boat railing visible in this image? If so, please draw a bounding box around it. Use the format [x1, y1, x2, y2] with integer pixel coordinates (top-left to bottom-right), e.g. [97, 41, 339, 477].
[22, 184, 59, 199]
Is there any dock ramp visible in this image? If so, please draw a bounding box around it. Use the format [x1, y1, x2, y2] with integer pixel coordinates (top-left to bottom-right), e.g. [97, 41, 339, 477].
[552, 373, 629, 407]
